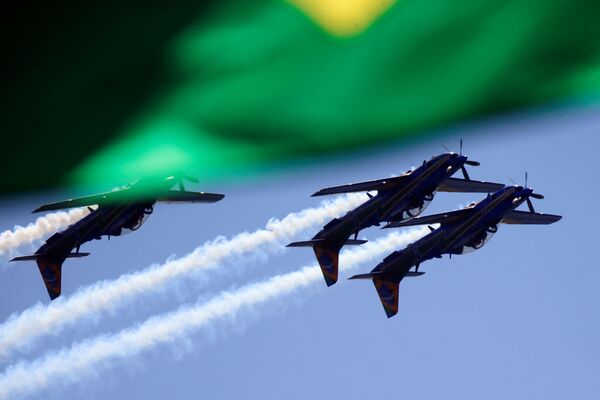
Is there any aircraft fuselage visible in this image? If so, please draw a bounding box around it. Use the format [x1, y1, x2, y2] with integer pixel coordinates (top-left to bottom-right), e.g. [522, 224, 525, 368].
[36, 200, 155, 263]
[312, 153, 467, 250]
[374, 185, 532, 282]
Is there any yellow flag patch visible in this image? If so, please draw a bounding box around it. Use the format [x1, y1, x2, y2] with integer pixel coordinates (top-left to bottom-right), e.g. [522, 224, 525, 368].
[288, 0, 397, 37]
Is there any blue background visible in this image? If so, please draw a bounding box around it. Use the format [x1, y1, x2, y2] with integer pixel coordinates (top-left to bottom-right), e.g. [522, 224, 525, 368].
[0, 103, 597, 399]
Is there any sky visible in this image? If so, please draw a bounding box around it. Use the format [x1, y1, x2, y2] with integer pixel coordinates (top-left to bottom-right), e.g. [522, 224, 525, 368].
[0, 102, 598, 399]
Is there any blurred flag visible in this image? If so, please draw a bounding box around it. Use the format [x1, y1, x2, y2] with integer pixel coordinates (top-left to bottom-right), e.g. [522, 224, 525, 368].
[4, 0, 600, 193]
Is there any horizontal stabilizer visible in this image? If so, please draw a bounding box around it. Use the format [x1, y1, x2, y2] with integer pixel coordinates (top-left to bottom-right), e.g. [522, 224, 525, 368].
[286, 239, 325, 247]
[285, 239, 368, 247]
[344, 239, 368, 245]
[11, 252, 90, 262]
[312, 175, 408, 196]
[386, 208, 473, 228]
[438, 177, 504, 193]
[287, 238, 365, 248]
[158, 191, 225, 203]
[66, 252, 91, 258]
[10, 254, 42, 262]
[502, 210, 562, 225]
[405, 271, 425, 277]
[348, 271, 385, 280]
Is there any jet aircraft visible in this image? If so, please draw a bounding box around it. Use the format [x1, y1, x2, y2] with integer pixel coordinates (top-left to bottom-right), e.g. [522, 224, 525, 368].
[11, 173, 224, 300]
[288, 146, 504, 287]
[349, 180, 561, 318]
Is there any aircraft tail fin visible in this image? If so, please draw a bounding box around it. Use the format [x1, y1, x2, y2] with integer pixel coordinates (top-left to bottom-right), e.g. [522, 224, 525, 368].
[287, 234, 367, 287]
[11, 251, 86, 300]
[287, 240, 343, 286]
[313, 246, 341, 287]
[349, 272, 399, 318]
[373, 277, 400, 318]
[36, 255, 64, 300]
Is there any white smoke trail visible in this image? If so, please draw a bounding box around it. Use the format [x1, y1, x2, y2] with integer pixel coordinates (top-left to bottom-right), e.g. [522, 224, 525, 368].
[0, 208, 90, 258]
[0, 227, 428, 400]
[0, 194, 366, 359]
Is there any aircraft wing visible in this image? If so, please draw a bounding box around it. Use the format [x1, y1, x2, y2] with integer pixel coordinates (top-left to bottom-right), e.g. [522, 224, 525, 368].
[502, 210, 562, 224]
[312, 175, 409, 196]
[386, 208, 474, 227]
[32, 190, 127, 213]
[438, 177, 504, 193]
[158, 191, 225, 203]
[34, 187, 224, 212]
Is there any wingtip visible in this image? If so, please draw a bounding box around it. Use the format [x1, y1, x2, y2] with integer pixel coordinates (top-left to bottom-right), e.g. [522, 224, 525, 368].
[552, 214, 563, 223]
[206, 193, 225, 202]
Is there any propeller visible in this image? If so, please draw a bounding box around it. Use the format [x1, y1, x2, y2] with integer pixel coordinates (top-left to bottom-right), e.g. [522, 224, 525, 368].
[461, 165, 471, 181]
[443, 139, 479, 178]
[526, 197, 536, 213]
[176, 173, 200, 192]
[459, 138, 480, 178]
[523, 172, 545, 211]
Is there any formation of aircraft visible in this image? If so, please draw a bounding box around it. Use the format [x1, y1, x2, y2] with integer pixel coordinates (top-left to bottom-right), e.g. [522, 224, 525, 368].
[6, 145, 560, 312]
[290, 143, 561, 318]
[11, 172, 224, 300]
[287, 147, 503, 286]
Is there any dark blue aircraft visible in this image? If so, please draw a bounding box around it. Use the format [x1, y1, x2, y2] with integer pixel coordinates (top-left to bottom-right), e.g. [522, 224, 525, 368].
[349, 181, 561, 318]
[11, 173, 224, 300]
[288, 148, 504, 287]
